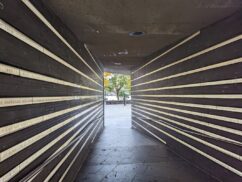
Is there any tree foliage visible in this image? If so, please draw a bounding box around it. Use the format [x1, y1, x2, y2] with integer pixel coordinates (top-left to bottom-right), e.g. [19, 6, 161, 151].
[104, 72, 130, 100]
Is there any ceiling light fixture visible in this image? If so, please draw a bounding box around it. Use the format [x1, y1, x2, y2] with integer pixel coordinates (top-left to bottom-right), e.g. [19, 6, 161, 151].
[118, 49, 128, 55]
[114, 62, 122, 65]
[129, 31, 145, 37]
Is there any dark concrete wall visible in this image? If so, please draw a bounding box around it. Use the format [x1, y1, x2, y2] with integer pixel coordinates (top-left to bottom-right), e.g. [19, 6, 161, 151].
[131, 11, 242, 181]
[0, 0, 104, 181]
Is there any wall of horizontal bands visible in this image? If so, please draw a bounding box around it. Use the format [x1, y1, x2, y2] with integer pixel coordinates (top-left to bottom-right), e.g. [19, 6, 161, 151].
[131, 11, 242, 182]
[0, 0, 104, 182]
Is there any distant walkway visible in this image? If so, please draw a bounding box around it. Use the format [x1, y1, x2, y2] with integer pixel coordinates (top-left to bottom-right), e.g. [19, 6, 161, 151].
[76, 104, 216, 182]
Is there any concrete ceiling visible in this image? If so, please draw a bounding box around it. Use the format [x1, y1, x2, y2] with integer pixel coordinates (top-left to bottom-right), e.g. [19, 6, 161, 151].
[42, 0, 242, 74]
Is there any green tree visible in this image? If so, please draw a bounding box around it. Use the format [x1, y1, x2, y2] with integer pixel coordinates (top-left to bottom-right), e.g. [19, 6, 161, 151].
[105, 73, 130, 100]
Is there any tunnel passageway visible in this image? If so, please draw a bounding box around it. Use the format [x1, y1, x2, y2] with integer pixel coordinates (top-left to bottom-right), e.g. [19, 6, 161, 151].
[0, 1, 241, 181]
[75, 104, 215, 182]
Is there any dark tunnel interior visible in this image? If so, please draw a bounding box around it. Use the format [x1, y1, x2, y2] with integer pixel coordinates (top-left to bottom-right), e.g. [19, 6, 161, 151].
[0, 1, 242, 181]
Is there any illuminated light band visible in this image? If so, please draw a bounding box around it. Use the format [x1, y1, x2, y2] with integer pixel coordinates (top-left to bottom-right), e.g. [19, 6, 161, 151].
[133, 106, 242, 146]
[132, 57, 242, 87]
[0, 19, 102, 87]
[59, 119, 103, 181]
[132, 99, 242, 136]
[132, 31, 200, 74]
[132, 120, 166, 144]
[0, 95, 102, 108]
[0, 108, 102, 182]
[132, 34, 242, 81]
[132, 98, 242, 113]
[22, 117, 102, 182]
[0, 63, 101, 92]
[21, 0, 102, 81]
[132, 117, 242, 177]
[134, 115, 236, 144]
[91, 120, 103, 143]
[132, 77, 242, 93]
[0, 105, 101, 162]
[84, 44, 103, 74]
[45, 119, 103, 182]
[132, 94, 242, 99]
[135, 102, 242, 124]
[132, 104, 242, 137]
[0, 100, 102, 137]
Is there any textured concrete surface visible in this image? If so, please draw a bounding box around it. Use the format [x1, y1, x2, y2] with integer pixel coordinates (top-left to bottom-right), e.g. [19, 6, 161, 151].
[75, 104, 216, 182]
[42, 0, 242, 73]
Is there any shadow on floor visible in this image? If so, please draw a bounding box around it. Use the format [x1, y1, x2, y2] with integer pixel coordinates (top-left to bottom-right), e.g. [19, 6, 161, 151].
[75, 104, 216, 182]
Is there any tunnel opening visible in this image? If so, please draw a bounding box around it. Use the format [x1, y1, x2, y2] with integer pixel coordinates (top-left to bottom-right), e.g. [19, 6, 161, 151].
[76, 73, 216, 182]
[103, 72, 132, 127]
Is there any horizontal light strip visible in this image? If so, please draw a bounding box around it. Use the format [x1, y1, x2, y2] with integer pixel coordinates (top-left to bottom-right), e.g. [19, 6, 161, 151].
[132, 120, 166, 144]
[133, 94, 242, 99]
[84, 44, 103, 74]
[132, 77, 242, 92]
[44, 125, 92, 182]
[0, 108, 102, 182]
[22, 118, 102, 182]
[21, 0, 102, 81]
[133, 111, 242, 161]
[135, 102, 242, 124]
[133, 98, 242, 113]
[132, 34, 242, 81]
[59, 119, 103, 181]
[0, 95, 101, 108]
[91, 119, 103, 143]
[132, 118, 242, 177]
[0, 105, 100, 162]
[0, 100, 102, 137]
[133, 107, 242, 146]
[134, 115, 235, 145]
[46, 119, 102, 182]
[0, 19, 102, 87]
[0, 63, 101, 92]
[132, 104, 242, 137]
[132, 57, 242, 87]
[48, 118, 101, 161]
[132, 31, 200, 74]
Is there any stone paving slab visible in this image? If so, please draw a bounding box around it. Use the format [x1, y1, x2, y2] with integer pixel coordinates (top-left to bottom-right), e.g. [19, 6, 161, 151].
[75, 104, 216, 182]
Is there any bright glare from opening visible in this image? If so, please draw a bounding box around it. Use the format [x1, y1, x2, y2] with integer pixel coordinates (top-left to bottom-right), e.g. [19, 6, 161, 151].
[104, 72, 131, 102]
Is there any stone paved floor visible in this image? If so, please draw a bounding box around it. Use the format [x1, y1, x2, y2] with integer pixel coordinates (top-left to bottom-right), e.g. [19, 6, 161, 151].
[75, 104, 216, 182]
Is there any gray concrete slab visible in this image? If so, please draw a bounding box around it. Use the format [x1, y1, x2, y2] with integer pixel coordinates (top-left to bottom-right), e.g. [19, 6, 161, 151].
[43, 0, 241, 73]
[75, 104, 216, 182]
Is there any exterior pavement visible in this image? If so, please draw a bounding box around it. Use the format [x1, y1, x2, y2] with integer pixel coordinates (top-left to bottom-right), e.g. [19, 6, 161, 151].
[75, 104, 217, 182]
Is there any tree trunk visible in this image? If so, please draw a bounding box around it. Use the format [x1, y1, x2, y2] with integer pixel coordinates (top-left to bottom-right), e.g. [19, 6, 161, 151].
[116, 88, 121, 100]
[116, 90, 120, 100]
